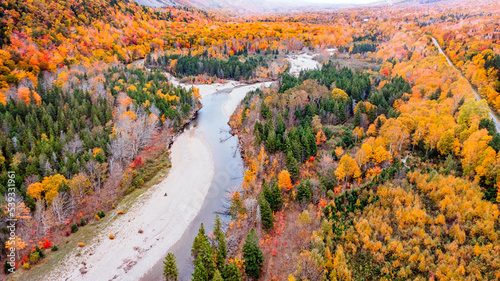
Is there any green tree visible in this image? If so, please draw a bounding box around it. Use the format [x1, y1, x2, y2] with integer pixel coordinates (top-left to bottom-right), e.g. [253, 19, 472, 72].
[271, 182, 283, 211]
[213, 270, 223, 281]
[198, 241, 217, 279]
[191, 223, 208, 262]
[192, 257, 209, 281]
[163, 253, 178, 281]
[296, 180, 312, 203]
[259, 193, 273, 230]
[243, 228, 264, 279]
[286, 151, 300, 179]
[212, 215, 227, 270]
[221, 262, 242, 281]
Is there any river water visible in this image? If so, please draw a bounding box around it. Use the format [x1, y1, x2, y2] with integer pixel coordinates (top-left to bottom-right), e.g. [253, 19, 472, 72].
[140, 88, 245, 280]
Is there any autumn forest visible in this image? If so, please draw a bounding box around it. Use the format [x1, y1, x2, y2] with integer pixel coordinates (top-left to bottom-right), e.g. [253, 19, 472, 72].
[0, 0, 499, 280]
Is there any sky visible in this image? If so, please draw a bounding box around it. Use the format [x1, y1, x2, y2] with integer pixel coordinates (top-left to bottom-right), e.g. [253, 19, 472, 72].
[307, 0, 381, 3]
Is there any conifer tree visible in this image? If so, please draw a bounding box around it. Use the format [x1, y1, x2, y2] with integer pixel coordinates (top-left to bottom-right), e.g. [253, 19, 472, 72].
[222, 262, 243, 281]
[191, 223, 208, 262]
[163, 253, 178, 281]
[192, 258, 209, 281]
[212, 215, 227, 270]
[262, 179, 274, 210]
[211, 270, 223, 281]
[259, 193, 273, 230]
[243, 228, 264, 279]
[286, 151, 300, 179]
[272, 182, 283, 211]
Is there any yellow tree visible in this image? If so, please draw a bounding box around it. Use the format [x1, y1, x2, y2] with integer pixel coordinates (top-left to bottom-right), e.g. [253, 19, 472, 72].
[355, 143, 373, 170]
[68, 173, 92, 202]
[461, 129, 492, 174]
[331, 88, 348, 102]
[278, 170, 293, 191]
[437, 129, 455, 156]
[335, 154, 361, 186]
[27, 174, 67, 204]
[372, 146, 392, 165]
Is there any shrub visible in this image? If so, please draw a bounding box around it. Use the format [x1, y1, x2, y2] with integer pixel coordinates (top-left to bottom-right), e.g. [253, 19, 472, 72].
[97, 211, 106, 219]
[71, 223, 79, 233]
[80, 217, 86, 226]
[51, 245, 58, 251]
[29, 251, 40, 264]
[4, 260, 13, 274]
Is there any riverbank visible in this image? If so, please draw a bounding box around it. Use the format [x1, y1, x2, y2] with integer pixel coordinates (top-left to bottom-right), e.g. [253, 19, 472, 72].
[30, 128, 215, 281]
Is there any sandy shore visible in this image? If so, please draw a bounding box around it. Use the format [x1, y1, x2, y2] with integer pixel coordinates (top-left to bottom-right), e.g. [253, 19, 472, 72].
[43, 129, 215, 281]
[286, 52, 321, 77]
[223, 82, 273, 118]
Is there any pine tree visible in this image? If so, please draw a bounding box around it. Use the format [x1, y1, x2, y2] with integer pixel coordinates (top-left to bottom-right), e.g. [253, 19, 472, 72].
[222, 262, 242, 281]
[243, 228, 264, 279]
[212, 215, 227, 270]
[191, 223, 208, 262]
[262, 179, 274, 210]
[259, 193, 273, 230]
[266, 129, 277, 153]
[213, 270, 224, 281]
[271, 182, 283, 211]
[286, 151, 300, 179]
[193, 240, 216, 280]
[339, 102, 346, 123]
[163, 253, 178, 281]
[354, 109, 362, 127]
[192, 257, 209, 281]
[296, 180, 312, 203]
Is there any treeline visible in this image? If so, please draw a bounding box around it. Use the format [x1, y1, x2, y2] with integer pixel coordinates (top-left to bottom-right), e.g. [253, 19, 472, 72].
[0, 86, 112, 210]
[281, 61, 371, 101]
[148, 54, 262, 80]
[339, 42, 378, 54]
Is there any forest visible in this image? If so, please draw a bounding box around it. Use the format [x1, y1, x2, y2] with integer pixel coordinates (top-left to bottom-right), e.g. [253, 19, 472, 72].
[0, 0, 498, 280]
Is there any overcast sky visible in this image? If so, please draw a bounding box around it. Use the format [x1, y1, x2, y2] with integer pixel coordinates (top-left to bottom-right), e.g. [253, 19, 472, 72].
[306, 0, 381, 4]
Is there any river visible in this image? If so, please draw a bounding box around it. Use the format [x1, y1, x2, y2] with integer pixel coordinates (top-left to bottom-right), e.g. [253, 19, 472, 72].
[141, 85, 265, 280]
[33, 51, 319, 281]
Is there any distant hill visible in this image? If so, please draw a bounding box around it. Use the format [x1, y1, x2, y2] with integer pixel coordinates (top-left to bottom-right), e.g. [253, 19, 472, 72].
[135, 0, 356, 13]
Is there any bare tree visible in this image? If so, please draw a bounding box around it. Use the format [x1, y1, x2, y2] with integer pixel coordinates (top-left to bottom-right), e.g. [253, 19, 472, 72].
[63, 134, 84, 155]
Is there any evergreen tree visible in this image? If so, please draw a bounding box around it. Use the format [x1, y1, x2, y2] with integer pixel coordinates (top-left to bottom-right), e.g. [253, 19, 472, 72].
[266, 129, 277, 153]
[339, 102, 346, 123]
[221, 262, 242, 281]
[259, 193, 273, 230]
[286, 151, 300, 179]
[193, 240, 216, 280]
[271, 182, 283, 211]
[262, 179, 274, 210]
[212, 215, 227, 270]
[243, 228, 264, 279]
[296, 180, 312, 203]
[163, 253, 178, 281]
[213, 270, 224, 281]
[191, 223, 208, 262]
[354, 109, 362, 127]
[192, 257, 209, 281]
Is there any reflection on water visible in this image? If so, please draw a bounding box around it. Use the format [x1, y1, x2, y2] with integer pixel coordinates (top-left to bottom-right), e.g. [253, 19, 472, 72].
[141, 89, 244, 280]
